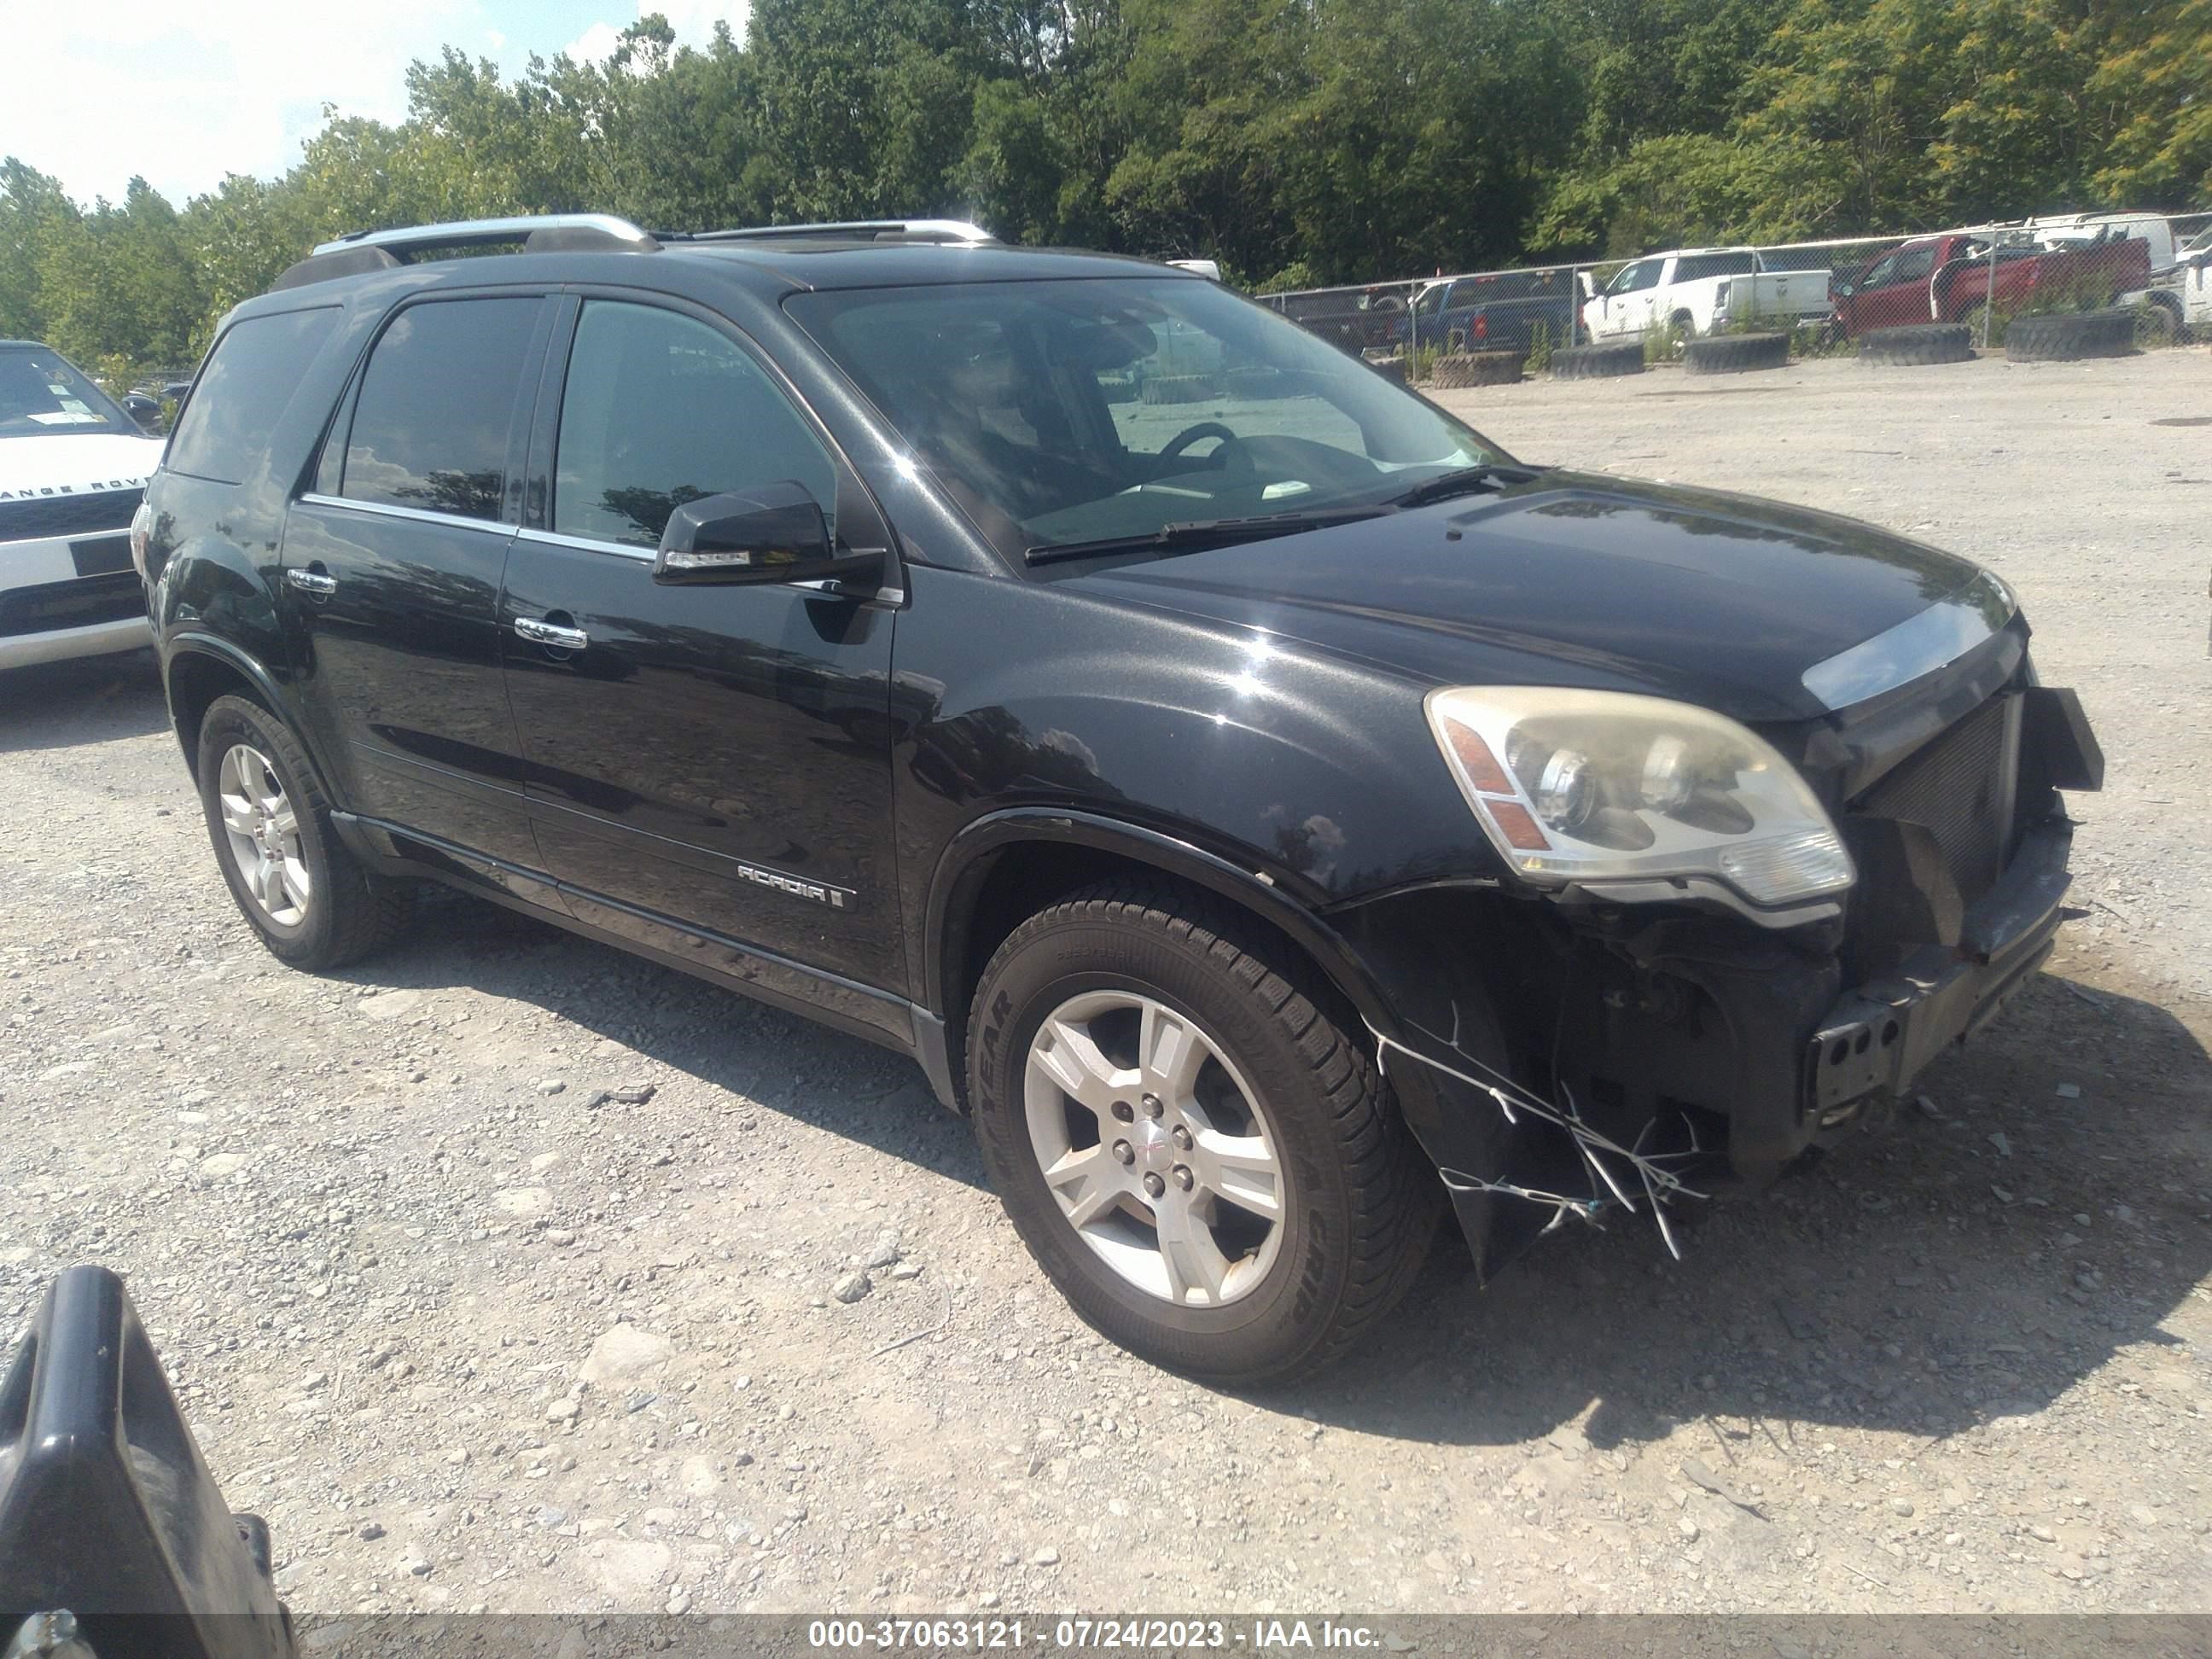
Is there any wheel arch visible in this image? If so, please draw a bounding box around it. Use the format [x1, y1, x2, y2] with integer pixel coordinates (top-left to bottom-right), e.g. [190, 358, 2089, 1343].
[165, 637, 279, 765]
[162, 637, 344, 806]
[926, 809, 1406, 1095]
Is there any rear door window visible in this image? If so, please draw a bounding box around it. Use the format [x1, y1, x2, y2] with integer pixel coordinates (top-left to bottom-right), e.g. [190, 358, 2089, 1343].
[341, 298, 540, 522]
[166, 308, 341, 484]
[1610, 260, 1661, 295]
[551, 301, 836, 550]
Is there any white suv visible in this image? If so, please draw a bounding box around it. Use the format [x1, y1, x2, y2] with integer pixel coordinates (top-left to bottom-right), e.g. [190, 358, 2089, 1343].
[0, 341, 166, 671]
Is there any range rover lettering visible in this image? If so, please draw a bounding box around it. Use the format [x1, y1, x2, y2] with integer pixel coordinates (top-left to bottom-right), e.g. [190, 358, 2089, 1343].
[138, 215, 2103, 1383]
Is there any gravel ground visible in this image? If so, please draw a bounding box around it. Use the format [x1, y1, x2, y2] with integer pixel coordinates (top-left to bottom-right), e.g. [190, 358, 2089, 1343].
[2, 347, 2209, 1621]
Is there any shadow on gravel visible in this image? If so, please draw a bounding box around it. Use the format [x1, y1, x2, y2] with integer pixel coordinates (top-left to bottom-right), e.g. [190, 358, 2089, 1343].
[337, 886, 989, 1190]
[0, 649, 166, 753]
[1291, 969, 2212, 1451]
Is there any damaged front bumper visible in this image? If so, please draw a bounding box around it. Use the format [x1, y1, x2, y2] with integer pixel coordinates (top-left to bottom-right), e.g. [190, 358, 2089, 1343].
[1335, 682, 2101, 1281]
[1802, 818, 2072, 1144]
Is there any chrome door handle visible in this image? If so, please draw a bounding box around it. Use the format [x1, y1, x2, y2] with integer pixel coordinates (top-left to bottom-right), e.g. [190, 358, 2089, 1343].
[515, 615, 589, 650]
[285, 568, 337, 597]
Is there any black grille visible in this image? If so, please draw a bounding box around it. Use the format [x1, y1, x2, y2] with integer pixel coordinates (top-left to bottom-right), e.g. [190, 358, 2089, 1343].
[1858, 695, 2013, 902]
[0, 488, 143, 543]
[0, 572, 145, 638]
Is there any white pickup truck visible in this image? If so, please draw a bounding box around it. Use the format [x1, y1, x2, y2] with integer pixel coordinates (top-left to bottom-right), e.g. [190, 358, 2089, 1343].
[1579, 247, 1834, 341]
[2032, 211, 2210, 341]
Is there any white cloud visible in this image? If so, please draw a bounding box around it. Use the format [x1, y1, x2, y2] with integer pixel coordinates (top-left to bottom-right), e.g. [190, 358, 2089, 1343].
[562, 20, 627, 66]
[658, 0, 751, 47]
[0, 0, 495, 206]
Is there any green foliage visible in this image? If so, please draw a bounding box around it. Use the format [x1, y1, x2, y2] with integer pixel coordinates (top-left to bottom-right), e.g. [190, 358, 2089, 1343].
[4, 0, 2209, 389]
[1523, 319, 1556, 375]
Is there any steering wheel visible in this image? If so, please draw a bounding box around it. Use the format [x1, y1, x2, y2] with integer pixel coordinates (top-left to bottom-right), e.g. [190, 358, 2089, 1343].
[1159, 422, 1238, 464]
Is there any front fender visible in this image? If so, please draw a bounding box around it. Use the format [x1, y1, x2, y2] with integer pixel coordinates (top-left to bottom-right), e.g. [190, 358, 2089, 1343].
[923, 806, 1406, 1039]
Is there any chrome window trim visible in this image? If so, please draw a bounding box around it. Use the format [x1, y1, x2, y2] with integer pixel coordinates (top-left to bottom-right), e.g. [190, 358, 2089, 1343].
[1802, 568, 2017, 711]
[515, 526, 653, 562]
[297, 492, 511, 535]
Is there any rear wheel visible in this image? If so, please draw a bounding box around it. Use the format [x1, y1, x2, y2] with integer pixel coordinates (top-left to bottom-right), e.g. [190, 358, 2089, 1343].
[195, 695, 412, 969]
[965, 883, 1437, 1384]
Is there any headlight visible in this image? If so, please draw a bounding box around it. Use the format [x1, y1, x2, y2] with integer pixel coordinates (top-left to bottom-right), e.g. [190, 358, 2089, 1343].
[1426, 687, 1854, 907]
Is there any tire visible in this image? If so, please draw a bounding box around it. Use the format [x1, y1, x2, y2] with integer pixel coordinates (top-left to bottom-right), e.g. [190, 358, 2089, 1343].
[1547, 341, 1645, 380]
[1669, 311, 1696, 340]
[2131, 300, 2180, 349]
[1138, 374, 1219, 406]
[2004, 309, 2136, 363]
[1682, 331, 1790, 375]
[1858, 323, 1975, 366]
[1429, 350, 1524, 389]
[965, 882, 1439, 1384]
[1223, 367, 1287, 400]
[1365, 356, 1409, 387]
[195, 694, 412, 970]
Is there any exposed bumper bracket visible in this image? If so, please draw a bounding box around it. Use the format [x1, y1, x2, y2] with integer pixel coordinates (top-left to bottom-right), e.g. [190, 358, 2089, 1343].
[1808, 818, 2073, 1121]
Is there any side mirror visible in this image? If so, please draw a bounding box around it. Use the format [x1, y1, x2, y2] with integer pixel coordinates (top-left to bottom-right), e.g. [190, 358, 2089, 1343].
[652, 480, 878, 589]
[123, 392, 163, 434]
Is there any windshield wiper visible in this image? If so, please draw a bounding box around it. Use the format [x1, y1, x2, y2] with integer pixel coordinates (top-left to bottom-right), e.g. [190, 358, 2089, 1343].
[1382, 463, 1531, 509]
[1025, 506, 1389, 565]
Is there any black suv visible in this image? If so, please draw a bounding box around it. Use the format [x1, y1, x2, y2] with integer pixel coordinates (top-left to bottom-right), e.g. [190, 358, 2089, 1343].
[140, 214, 2102, 1383]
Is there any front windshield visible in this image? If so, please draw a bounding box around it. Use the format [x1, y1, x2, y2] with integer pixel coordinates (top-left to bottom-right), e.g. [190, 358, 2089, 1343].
[788, 276, 1505, 558]
[0, 346, 135, 439]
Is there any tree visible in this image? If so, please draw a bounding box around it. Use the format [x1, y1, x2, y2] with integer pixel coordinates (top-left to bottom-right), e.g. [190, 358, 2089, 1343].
[3, 0, 2208, 391]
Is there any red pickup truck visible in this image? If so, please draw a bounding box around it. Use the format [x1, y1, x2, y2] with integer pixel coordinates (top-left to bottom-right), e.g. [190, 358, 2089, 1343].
[1830, 230, 2151, 335]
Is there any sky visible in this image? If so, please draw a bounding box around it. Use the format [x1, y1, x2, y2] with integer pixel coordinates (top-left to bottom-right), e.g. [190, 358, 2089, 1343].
[3, 0, 752, 209]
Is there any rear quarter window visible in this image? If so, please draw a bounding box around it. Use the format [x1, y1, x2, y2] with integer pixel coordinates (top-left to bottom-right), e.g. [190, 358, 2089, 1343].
[1674, 253, 1758, 282]
[166, 307, 341, 485]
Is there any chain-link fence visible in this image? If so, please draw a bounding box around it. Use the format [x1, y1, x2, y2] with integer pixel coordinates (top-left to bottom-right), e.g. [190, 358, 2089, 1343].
[1264, 209, 2212, 382]
[1254, 281, 1426, 358]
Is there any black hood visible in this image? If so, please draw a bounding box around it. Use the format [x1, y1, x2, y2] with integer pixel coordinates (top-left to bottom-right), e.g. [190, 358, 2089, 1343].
[1068, 470, 2000, 725]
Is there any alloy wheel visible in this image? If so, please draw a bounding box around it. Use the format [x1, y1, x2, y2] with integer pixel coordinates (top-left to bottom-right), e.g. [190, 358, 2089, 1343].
[1022, 990, 1286, 1307]
[216, 742, 311, 926]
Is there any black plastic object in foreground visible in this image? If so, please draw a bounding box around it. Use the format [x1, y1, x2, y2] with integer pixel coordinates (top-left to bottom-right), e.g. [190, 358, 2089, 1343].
[0, 1266, 291, 1658]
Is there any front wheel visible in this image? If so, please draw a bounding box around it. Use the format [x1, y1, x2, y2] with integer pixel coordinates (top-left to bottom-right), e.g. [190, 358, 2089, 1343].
[195, 694, 412, 970]
[965, 883, 1438, 1383]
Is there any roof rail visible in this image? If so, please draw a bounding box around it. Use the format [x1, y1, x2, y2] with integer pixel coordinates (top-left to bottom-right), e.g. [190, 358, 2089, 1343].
[683, 218, 994, 246]
[271, 213, 660, 292]
[310, 214, 659, 259]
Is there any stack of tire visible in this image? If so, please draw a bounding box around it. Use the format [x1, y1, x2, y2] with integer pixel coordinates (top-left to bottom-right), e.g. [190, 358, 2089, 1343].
[2005, 309, 2137, 363]
[1681, 332, 1790, 375]
[1140, 374, 1220, 405]
[1429, 350, 1523, 389]
[1546, 341, 1643, 380]
[1858, 323, 1974, 366]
